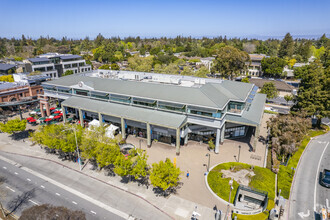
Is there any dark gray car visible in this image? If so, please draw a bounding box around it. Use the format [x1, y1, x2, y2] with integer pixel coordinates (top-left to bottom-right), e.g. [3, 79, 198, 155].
[320, 169, 330, 188]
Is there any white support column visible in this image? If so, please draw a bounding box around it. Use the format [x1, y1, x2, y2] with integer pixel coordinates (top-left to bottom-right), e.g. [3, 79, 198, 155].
[147, 123, 151, 147]
[78, 109, 84, 127]
[62, 106, 67, 123]
[98, 112, 103, 127]
[176, 128, 180, 156]
[220, 124, 225, 145]
[121, 117, 126, 139]
[184, 125, 188, 146]
[215, 128, 220, 154]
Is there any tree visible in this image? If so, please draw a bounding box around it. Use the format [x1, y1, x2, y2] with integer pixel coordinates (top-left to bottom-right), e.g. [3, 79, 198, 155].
[149, 158, 181, 192]
[113, 154, 133, 178]
[267, 112, 311, 161]
[0, 75, 14, 82]
[110, 63, 120, 70]
[284, 94, 293, 104]
[0, 118, 26, 135]
[260, 82, 278, 99]
[128, 55, 153, 72]
[278, 33, 294, 58]
[261, 57, 287, 78]
[316, 34, 328, 48]
[287, 59, 296, 68]
[293, 61, 329, 126]
[99, 64, 110, 70]
[62, 70, 73, 76]
[19, 204, 86, 220]
[241, 77, 250, 83]
[194, 66, 209, 78]
[130, 149, 149, 181]
[180, 66, 194, 76]
[212, 46, 250, 79]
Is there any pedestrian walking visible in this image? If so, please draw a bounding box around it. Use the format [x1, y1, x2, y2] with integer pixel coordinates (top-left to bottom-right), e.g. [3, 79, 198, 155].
[186, 170, 189, 178]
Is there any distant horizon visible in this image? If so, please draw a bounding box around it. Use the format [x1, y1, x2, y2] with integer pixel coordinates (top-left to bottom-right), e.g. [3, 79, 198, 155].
[1, 33, 329, 41]
[1, 0, 329, 40]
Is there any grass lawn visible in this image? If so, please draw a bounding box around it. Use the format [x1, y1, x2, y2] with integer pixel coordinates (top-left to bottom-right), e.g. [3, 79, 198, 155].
[277, 128, 328, 199]
[207, 162, 275, 205]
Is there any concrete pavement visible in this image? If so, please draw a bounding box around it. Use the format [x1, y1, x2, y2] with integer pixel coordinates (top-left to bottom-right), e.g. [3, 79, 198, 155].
[0, 157, 125, 220]
[288, 132, 330, 220]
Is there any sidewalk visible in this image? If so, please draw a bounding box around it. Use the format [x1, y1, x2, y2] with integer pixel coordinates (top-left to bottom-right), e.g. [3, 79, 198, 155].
[0, 112, 271, 219]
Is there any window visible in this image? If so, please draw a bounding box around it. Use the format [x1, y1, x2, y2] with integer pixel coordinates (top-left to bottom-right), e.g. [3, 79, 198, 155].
[133, 97, 156, 108]
[79, 62, 84, 66]
[188, 106, 220, 118]
[110, 94, 131, 104]
[43, 85, 56, 91]
[47, 66, 53, 71]
[72, 63, 78, 67]
[228, 102, 245, 113]
[158, 101, 186, 112]
[74, 89, 89, 96]
[36, 90, 39, 94]
[64, 64, 71, 68]
[58, 87, 72, 94]
[91, 91, 109, 100]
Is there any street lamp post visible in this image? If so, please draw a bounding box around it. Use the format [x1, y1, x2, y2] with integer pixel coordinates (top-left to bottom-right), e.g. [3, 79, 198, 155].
[139, 139, 142, 150]
[238, 145, 241, 162]
[63, 127, 82, 171]
[205, 153, 210, 172]
[72, 127, 82, 171]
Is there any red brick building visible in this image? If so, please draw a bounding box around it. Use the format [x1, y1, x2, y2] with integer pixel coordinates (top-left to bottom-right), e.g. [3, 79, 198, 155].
[0, 83, 44, 103]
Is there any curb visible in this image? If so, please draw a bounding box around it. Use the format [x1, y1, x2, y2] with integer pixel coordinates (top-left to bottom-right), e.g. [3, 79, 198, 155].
[0, 150, 175, 220]
[286, 131, 329, 219]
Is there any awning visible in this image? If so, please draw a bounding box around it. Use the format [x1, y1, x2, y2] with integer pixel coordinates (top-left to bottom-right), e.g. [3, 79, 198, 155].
[62, 96, 187, 129]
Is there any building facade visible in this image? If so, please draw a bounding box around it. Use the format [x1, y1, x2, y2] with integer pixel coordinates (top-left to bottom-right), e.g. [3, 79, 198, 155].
[41, 74, 266, 155]
[23, 53, 92, 78]
[241, 54, 267, 77]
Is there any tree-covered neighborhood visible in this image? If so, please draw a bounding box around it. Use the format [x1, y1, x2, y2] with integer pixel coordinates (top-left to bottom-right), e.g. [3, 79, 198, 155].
[0, 0, 330, 219]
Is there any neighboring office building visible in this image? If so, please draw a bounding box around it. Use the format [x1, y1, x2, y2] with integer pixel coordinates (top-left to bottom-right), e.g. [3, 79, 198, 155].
[24, 57, 58, 79]
[41, 74, 266, 155]
[23, 53, 92, 78]
[241, 54, 267, 77]
[0, 63, 16, 75]
[196, 57, 215, 71]
[0, 73, 49, 103]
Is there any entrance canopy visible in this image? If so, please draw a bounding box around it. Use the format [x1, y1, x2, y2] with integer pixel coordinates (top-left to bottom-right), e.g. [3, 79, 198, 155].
[62, 96, 187, 129]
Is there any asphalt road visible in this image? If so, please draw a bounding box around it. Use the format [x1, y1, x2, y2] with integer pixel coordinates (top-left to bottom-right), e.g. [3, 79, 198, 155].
[289, 132, 330, 220]
[0, 158, 124, 220]
[0, 152, 172, 220]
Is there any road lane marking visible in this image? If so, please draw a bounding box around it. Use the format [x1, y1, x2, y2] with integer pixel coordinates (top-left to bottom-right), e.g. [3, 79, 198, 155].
[27, 178, 31, 181]
[0, 157, 131, 219]
[41, 185, 45, 188]
[5, 186, 15, 192]
[56, 193, 60, 196]
[298, 210, 310, 218]
[90, 211, 96, 215]
[314, 142, 329, 212]
[72, 201, 77, 205]
[3, 166, 7, 169]
[14, 172, 18, 175]
[327, 199, 329, 209]
[29, 200, 39, 205]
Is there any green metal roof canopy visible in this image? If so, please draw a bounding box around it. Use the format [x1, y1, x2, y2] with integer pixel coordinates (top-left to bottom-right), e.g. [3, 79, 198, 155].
[62, 96, 187, 129]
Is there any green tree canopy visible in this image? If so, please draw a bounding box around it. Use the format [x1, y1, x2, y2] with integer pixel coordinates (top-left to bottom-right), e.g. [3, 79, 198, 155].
[278, 33, 294, 58]
[0, 118, 26, 134]
[62, 70, 74, 76]
[241, 77, 249, 83]
[111, 63, 120, 70]
[260, 82, 278, 99]
[261, 57, 287, 78]
[99, 64, 110, 70]
[293, 61, 329, 125]
[212, 46, 250, 79]
[149, 158, 181, 191]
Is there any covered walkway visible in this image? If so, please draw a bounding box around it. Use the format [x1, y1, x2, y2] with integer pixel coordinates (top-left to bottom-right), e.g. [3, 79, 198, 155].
[61, 96, 187, 155]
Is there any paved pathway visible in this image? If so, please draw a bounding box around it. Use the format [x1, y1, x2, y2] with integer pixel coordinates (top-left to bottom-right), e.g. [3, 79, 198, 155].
[0, 111, 271, 219]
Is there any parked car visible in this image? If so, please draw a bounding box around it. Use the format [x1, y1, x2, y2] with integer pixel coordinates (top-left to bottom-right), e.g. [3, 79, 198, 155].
[320, 169, 330, 188]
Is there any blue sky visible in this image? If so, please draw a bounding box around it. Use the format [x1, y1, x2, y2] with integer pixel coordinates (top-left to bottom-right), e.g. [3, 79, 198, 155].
[1, 0, 329, 39]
